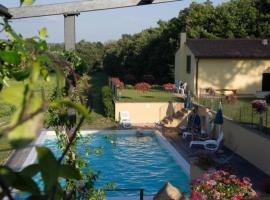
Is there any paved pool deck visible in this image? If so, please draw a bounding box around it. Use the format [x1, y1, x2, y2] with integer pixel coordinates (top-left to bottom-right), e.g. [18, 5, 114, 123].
[162, 130, 270, 197]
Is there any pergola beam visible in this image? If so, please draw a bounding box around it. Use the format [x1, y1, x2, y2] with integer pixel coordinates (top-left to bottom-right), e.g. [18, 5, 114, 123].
[0, 4, 12, 18]
[8, 0, 179, 19]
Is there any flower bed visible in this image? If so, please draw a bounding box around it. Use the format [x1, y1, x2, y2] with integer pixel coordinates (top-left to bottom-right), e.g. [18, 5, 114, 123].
[111, 77, 124, 89]
[163, 83, 176, 92]
[191, 170, 257, 200]
[134, 82, 151, 91]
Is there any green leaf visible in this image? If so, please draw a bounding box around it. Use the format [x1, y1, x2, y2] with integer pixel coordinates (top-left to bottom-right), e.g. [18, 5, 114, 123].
[21, 0, 35, 6]
[8, 113, 42, 148]
[0, 51, 20, 65]
[31, 62, 41, 83]
[0, 166, 17, 185]
[38, 28, 48, 40]
[19, 164, 39, 178]
[0, 166, 40, 195]
[12, 69, 31, 81]
[0, 84, 24, 107]
[59, 164, 82, 180]
[36, 147, 59, 192]
[8, 92, 43, 148]
[36, 40, 48, 51]
[50, 99, 90, 119]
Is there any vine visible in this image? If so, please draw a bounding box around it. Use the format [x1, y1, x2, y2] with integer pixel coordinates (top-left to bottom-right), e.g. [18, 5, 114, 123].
[0, 1, 103, 199]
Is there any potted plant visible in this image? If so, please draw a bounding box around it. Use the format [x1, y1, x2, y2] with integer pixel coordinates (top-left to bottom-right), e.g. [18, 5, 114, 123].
[191, 170, 258, 200]
[251, 100, 268, 131]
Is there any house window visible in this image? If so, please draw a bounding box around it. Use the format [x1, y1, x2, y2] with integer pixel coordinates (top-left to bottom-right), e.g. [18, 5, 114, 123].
[186, 55, 191, 74]
[262, 73, 270, 91]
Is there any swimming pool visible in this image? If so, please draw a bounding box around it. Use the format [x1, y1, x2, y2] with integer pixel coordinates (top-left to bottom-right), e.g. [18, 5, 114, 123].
[20, 130, 190, 199]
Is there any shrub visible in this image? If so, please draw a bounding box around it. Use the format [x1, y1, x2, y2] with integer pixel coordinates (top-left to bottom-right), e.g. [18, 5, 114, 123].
[163, 83, 176, 92]
[111, 77, 124, 89]
[134, 82, 151, 91]
[123, 74, 136, 85]
[142, 74, 155, 84]
[101, 86, 114, 118]
[191, 170, 257, 200]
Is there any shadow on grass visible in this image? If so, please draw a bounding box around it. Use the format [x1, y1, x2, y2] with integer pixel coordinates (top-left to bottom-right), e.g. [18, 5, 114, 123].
[142, 96, 154, 98]
[120, 96, 132, 99]
[88, 71, 108, 115]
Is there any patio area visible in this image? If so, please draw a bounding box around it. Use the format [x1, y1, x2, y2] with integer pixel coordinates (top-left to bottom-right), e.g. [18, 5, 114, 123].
[162, 130, 270, 197]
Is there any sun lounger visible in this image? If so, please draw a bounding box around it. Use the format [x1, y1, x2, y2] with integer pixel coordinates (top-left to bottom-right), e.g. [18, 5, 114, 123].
[189, 131, 224, 152]
[119, 111, 132, 129]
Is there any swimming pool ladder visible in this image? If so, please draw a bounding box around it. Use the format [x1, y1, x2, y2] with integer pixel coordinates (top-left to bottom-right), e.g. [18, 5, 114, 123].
[105, 188, 144, 200]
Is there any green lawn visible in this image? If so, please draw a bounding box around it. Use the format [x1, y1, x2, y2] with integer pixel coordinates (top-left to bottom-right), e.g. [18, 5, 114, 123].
[196, 97, 270, 130]
[82, 71, 116, 129]
[118, 89, 181, 102]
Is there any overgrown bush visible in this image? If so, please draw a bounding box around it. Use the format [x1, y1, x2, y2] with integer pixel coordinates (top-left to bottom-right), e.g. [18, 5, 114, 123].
[134, 82, 151, 91]
[101, 86, 114, 118]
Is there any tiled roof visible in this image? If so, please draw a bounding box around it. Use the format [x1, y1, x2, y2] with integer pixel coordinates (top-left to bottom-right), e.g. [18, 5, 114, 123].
[186, 39, 270, 58]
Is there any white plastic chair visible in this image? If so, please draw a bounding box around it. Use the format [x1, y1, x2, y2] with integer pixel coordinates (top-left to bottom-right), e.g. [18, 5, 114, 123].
[190, 131, 224, 152]
[179, 82, 187, 95]
[119, 111, 132, 128]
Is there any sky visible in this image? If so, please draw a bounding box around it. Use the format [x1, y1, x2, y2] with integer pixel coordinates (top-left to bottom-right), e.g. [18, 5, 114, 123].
[0, 0, 229, 43]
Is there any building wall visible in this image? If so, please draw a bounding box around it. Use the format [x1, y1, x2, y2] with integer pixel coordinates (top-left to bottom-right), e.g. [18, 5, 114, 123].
[175, 45, 197, 93]
[198, 59, 270, 94]
[115, 102, 184, 124]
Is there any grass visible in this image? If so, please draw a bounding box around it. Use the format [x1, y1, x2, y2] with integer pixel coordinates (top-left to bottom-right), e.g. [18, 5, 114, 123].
[196, 97, 270, 133]
[82, 71, 116, 129]
[118, 89, 181, 102]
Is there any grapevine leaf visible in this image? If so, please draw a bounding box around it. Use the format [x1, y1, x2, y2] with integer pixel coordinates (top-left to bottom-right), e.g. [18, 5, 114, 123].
[59, 164, 82, 180]
[12, 69, 31, 81]
[19, 164, 39, 178]
[0, 166, 40, 194]
[0, 51, 20, 65]
[36, 147, 59, 192]
[0, 84, 24, 107]
[38, 28, 48, 40]
[21, 0, 35, 6]
[8, 113, 43, 148]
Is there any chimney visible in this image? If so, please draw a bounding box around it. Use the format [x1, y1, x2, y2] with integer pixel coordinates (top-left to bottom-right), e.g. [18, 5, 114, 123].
[262, 39, 268, 46]
[180, 32, 187, 47]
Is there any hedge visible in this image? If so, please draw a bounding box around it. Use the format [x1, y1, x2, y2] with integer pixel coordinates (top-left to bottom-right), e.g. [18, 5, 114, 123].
[101, 86, 114, 118]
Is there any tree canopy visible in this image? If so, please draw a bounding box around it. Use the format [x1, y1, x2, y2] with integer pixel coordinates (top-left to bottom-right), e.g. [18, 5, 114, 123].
[102, 0, 270, 84]
[51, 0, 270, 84]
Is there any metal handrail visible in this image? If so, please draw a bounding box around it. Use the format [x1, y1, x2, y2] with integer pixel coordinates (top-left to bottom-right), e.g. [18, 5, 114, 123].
[105, 188, 144, 200]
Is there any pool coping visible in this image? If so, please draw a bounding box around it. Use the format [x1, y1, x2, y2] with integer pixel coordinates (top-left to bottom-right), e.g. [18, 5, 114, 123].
[21, 129, 190, 200]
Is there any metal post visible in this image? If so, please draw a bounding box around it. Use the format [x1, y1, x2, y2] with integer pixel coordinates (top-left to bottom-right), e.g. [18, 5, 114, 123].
[140, 189, 144, 200]
[64, 13, 79, 50]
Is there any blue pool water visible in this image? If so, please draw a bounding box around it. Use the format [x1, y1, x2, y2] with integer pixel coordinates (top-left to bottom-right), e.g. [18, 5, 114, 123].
[18, 130, 190, 198]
